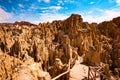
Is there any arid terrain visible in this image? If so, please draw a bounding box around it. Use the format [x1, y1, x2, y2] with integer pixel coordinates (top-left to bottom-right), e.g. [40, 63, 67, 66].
[0, 14, 120, 80]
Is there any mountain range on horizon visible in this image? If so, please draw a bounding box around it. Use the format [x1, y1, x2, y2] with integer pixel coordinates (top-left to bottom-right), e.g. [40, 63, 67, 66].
[0, 14, 120, 25]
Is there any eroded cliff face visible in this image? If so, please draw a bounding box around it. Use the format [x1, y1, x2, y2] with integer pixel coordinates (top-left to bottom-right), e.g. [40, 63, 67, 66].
[0, 14, 120, 80]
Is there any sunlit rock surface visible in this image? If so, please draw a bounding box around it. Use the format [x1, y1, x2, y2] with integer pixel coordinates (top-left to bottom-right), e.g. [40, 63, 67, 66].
[0, 14, 120, 80]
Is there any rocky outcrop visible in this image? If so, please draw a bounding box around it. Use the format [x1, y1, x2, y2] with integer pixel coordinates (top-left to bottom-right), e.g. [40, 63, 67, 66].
[11, 58, 51, 80]
[0, 54, 22, 80]
[0, 14, 120, 79]
[0, 53, 51, 80]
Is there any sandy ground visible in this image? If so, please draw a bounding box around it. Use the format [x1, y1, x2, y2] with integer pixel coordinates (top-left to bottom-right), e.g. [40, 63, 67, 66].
[69, 58, 100, 80]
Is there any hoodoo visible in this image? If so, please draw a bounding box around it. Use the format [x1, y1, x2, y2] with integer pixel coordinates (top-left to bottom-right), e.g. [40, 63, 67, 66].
[0, 14, 120, 80]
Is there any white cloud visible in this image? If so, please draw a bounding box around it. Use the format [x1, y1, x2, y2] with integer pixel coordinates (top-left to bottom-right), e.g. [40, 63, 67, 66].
[45, 0, 50, 3]
[8, 13, 41, 24]
[116, 0, 120, 5]
[64, 0, 74, 3]
[18, 4, 24, 8]
[57, 0, 64, 5]
[39, 13, 68, 23]
[40, 6, 62, 13]
[89, 2, 95, 4]
[30, 4, 38, 10]
[83, 8, 120, 23]
[38, 0, 41, 2]
[49, 6, 62, 10]
[0, 8, 13, 23]
[38, 0, 50, 3]
[43, 0, 50, 3]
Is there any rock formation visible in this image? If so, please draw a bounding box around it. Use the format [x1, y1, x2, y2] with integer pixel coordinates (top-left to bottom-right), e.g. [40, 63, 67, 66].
[0, 14, 120, 79]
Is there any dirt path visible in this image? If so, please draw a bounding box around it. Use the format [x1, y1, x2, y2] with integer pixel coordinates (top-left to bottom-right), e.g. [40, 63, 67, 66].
[69, 58, 100, 80]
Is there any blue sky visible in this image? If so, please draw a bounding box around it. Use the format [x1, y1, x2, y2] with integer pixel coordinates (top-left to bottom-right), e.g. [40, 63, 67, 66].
[0, 0, 120, 24]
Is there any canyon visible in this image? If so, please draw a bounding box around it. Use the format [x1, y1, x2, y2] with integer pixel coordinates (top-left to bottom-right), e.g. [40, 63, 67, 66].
[0, 14, 120, 80]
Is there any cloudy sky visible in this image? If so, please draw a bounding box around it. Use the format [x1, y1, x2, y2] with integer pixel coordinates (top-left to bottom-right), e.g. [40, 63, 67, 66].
[0, 0, 120, 24]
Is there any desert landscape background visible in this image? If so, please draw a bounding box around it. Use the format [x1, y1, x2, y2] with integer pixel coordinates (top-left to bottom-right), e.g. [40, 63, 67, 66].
[0, 14, 120, 80]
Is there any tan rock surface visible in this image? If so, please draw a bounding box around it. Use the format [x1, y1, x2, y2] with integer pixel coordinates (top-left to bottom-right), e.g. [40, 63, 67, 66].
[0, 14, 120, 79]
